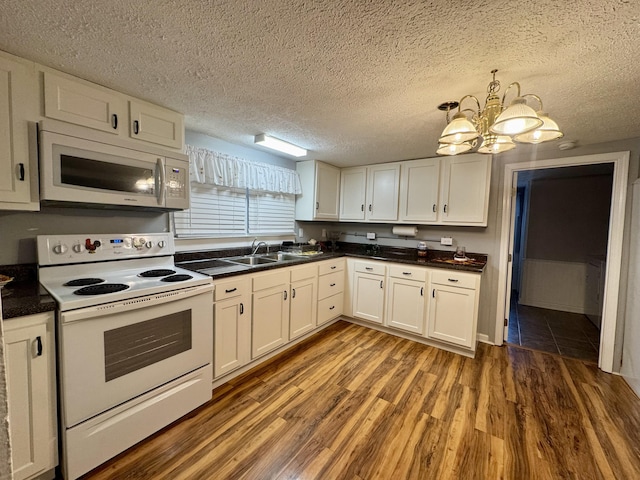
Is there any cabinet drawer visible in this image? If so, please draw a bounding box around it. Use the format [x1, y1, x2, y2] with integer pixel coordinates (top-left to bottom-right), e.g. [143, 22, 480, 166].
[214, 277, 249, 302]
[318, 292, 344, 325]
[318, 259, 345, 276]
[290, 263, 318, 282]
[388, 264, 427, 281]
[354, 261, 386, 276]
[430, 270, 478, 290]
[252, 269, 289, 292]
[318, 271, 344, 300]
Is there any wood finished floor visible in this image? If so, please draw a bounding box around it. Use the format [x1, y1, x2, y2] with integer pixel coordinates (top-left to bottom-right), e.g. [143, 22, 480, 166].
[82, 321, 640, 480]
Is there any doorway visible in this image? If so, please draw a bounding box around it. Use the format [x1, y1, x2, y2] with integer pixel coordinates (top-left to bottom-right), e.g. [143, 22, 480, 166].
[495, 151, 630, 373]
[505, 164, 613, 363]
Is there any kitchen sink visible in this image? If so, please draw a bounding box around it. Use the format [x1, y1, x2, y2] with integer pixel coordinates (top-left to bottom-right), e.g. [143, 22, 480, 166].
[225, 255, 279, 266]
[260, 252, 305, 262]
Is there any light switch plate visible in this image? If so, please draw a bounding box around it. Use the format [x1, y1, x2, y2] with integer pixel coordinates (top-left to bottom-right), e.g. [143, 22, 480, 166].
[441, 236, 453, 246]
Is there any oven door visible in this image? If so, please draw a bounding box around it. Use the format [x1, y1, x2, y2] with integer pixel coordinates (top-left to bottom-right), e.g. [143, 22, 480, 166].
[58, 284, 213, 428]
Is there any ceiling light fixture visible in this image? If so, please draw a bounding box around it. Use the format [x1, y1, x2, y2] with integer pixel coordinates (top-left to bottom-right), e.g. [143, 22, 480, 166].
[254, 134, 307, 157]
[437, 69, 563, 156]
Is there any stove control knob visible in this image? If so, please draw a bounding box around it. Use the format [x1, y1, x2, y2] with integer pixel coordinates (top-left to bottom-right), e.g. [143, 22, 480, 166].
[53, 243, 68, 255]
[72, 243, 83, 253]
[145, 241, 154, 249]
[158, 240, 166, 249]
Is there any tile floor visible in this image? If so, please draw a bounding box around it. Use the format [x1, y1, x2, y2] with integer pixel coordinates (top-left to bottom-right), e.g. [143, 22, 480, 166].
[507, 301, 600, 363]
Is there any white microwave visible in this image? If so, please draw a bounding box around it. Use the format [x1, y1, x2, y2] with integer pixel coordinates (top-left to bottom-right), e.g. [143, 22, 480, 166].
[39, 120, 189, 211]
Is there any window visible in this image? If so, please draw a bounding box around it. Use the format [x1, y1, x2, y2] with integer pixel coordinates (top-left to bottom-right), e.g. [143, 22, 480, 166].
[173, 185, 295, 238]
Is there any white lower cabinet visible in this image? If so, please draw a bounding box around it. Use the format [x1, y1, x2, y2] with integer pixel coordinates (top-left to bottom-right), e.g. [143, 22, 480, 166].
[317, 258, 345, 325]
[386, 265, 427, 335]
[251, 270, 290, 359]
[289, 264, 318, 340]
[4, 312, 57, 480]
[213, 276, 251, 378]
[426, 270, 480, 349]
[352, 261, 386, 324]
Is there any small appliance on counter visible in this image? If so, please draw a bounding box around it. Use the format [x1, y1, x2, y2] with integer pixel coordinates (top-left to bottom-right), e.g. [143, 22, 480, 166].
[417, 242, 428, 257]
[454, 246, 469, 261]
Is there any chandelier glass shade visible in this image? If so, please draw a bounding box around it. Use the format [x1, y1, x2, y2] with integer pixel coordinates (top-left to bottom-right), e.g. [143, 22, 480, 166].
[437, 70, 563, 155]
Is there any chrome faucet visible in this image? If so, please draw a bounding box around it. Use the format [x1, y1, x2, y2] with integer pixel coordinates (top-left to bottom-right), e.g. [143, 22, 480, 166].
[251, 240, 269, 255]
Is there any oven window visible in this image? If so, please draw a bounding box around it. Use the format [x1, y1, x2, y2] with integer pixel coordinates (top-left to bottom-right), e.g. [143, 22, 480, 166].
[103, 311, 192, 382]
[61, 154, 156, 195]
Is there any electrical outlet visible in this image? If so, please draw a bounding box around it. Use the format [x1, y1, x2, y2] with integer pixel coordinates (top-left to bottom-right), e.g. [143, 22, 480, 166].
[441, 236, 453, 246]
[321, 228, 327, 238]
[298, 228, 304, 238]
[367, 232, 376, 240]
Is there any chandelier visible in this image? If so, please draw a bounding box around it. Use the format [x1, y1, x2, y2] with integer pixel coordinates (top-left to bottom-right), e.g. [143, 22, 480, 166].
[436, 69, 563, 156]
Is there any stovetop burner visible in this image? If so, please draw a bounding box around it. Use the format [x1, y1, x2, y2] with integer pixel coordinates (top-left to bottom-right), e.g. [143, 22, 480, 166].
[161, 274, 193, 282]
[139, 269, 177, 277]
[64, 278, 105, 287]
[74, 283, 130, 296]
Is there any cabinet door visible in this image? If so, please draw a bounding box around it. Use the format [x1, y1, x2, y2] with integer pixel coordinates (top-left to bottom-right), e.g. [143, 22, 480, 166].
[0, 56, 34, 206]
[366, 163, 400, 222]
[439, 154, 491, 225]
[290, 278, 317, 340]
[129, 100, 185, 149]
[399, 158, 440, 223]
[252, 286, 290, 358]
[214, 294, 250, 378]
[314, 162, 341, 219]
[352, 273, 385, 324]
[5, 322, 51, 480]
[427, 284, 477, 348]
[386, 278, 426, 335]
[339, 167, 367, 221]
[44, 72, 125, 135]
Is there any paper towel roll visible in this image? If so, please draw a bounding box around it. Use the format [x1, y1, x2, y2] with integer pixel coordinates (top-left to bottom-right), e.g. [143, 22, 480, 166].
[392, 225, 418, 237]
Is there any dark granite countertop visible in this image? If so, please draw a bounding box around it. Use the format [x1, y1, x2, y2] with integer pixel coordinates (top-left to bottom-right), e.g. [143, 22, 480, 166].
[1, 264, 57, 321]
[176, 242, 487, 280]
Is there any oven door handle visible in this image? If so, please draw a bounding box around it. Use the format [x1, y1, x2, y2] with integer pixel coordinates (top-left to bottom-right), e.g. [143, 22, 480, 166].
[157, 157, 166, 207]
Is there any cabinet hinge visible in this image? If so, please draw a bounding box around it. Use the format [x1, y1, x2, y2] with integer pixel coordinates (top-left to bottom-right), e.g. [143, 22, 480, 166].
[504, 318, 508, 327]
[512, 187, 517, 197]
[508, 253, 512, 262]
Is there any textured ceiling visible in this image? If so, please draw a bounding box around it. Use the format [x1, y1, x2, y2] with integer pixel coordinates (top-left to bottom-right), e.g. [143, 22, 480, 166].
[0, 0, 639, 166]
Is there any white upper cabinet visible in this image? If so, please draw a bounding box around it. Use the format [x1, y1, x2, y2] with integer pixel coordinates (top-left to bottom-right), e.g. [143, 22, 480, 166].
[0, 53, 39, 210]
[43, 71, 184, 150]
[339, 167, 367, 220]
[398, 158, 440, 223]
[295, 160, 341, 221]
[439, 154, 491, 226]
[44, 72, 126, 135]
[339, 163, 400, 222]
[129, 100, 184, 149]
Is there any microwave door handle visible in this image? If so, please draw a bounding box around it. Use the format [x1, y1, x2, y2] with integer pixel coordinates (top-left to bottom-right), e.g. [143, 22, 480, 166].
[157, 157, 166, 206]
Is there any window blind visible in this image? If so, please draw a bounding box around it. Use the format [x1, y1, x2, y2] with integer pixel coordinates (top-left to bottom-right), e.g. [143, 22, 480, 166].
[173, 185, 246, 237]
[248, 192, 296, 235]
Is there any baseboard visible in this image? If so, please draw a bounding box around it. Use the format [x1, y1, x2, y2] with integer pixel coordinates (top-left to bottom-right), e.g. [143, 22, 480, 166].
[477, 333, 493, 345]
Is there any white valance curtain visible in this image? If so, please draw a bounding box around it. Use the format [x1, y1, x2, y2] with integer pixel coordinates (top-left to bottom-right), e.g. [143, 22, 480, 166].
[185, 145, 302, 195]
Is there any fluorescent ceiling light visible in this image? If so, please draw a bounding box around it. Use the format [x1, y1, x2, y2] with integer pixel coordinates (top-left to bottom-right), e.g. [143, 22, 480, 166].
[254, 134, 307, 157]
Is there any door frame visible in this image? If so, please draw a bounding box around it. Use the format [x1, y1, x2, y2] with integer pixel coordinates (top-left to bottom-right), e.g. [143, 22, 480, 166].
[494, 151, 630, 373]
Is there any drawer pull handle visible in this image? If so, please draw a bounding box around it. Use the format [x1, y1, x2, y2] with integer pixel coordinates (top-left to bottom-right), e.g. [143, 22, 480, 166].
[432, 289, 436, 298]
[112, 113, 118, 129]
[18, 163, 25, 181]
[331, 265, 337, 269]
[225, 287, 237, 293]
[402, 272, 411, 275]
[432, 204, 436, 212]
[444, 204, 448, 213]
[330, 283, 336, 287]
[284, 290, 287, 300]
[316, 202, 319, 210]
[368, 204, 372, 212]
[421, 287, 424, 296]
[35, 336, 43, 356]
[133, 120, 140, 134]
[329, 305, 335, 310]
[448, 278, 459, 283]
[361, 204, 364, 211]
[292, 288, 296, 298]
[240, 303, 244, 314]
[380, 280, 383, 289]
[365, 267, 373, 271]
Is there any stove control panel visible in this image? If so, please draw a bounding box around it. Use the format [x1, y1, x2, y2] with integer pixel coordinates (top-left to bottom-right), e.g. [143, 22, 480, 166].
[37, 233, 175, 266]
